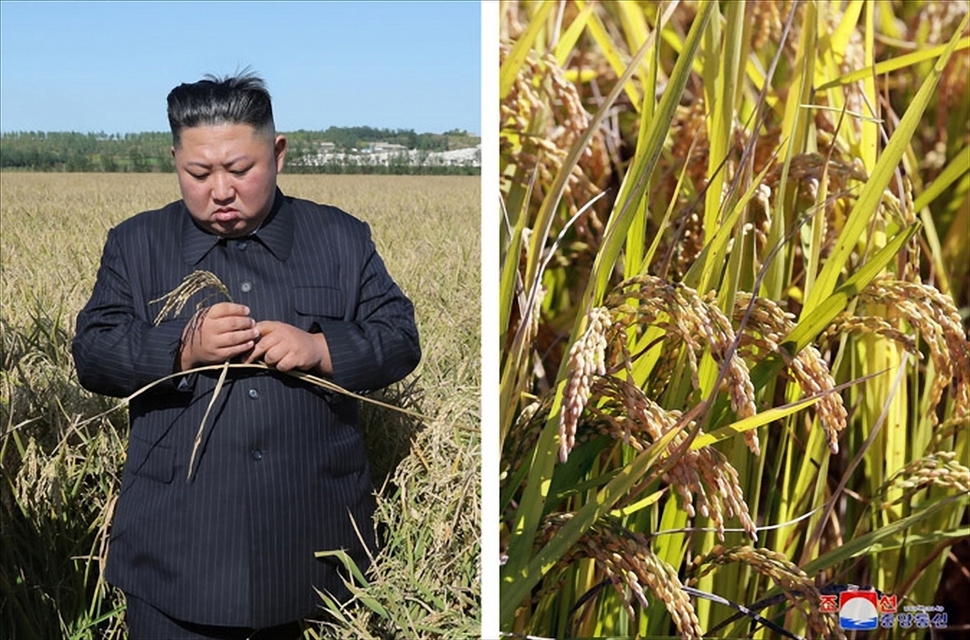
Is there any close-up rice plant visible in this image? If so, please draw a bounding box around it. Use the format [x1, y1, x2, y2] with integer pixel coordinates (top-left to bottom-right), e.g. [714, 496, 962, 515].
[499, 1, 969, 638]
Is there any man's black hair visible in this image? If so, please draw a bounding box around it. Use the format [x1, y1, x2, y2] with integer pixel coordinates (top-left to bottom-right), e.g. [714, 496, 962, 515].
[167, 71, 274, 146]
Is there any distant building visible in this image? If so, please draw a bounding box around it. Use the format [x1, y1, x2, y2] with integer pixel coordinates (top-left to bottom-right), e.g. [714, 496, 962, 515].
[295, 142, 480, 169]
[366, 142, 408, 154]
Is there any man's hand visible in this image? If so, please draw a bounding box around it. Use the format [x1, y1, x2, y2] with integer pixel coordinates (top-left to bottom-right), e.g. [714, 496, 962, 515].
[178, 303, 259, 371]
[244, 321, 333, 375]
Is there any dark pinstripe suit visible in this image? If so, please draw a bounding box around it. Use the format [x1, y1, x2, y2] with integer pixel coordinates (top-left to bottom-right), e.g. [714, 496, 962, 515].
[72, 189, 420, 627]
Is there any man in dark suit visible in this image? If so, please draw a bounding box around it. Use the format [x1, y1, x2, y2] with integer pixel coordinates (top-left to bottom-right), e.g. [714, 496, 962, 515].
[72, 72, 421, 639]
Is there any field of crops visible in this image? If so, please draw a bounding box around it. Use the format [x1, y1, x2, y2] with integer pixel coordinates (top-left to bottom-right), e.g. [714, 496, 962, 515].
[499, 2, 968, 639]
[0, 172, 480, 638]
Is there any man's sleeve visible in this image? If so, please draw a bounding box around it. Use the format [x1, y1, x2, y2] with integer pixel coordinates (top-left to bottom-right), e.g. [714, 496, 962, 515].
[72, 228, 190, 398]
[313, 226, 421, 393]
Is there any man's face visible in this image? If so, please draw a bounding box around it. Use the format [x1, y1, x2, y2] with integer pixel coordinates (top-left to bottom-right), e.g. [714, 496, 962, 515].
[173, 123, 286, 237]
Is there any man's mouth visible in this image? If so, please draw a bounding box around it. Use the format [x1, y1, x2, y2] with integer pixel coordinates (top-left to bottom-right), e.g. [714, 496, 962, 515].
[213, 208, 239, 222]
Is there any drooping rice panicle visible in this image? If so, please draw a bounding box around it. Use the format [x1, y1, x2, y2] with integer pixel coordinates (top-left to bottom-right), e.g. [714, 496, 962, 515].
[850, 276, 970, 423]
[586, 375, 756, 541]
[688, 545, 839, 639]
[607, 275, 760, 453]
[819, 314, 920, 358]
[559, 306, 611, 462]
[733, 292, 847, 453]
[878, 450, 970, 508]
[499, 43, 612, 236]
[539, 513, 704, 640]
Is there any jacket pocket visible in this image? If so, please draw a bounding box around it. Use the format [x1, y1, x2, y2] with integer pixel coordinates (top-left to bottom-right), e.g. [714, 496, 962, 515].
[293, 286, 346, 327]
[125, 434, 176, 484]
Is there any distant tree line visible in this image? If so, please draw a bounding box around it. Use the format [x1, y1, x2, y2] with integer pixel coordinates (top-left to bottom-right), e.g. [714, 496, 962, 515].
[286, 126, 479, 153]
[1, 132, 174, 172]
[0, 128, 480, 175]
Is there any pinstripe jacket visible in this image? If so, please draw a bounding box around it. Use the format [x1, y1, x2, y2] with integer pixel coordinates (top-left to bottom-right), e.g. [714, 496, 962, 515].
[72, 189, 420, 627]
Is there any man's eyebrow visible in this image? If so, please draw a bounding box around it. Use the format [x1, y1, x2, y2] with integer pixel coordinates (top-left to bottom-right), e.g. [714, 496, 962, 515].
[184, 156, 251, 169]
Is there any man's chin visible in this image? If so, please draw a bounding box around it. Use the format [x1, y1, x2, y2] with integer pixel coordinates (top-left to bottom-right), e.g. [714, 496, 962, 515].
[208, 219, 252, 238]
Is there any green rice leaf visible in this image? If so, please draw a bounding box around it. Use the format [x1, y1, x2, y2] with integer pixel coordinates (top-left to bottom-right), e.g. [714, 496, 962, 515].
[500, 2, 555, 100]
[588, 1, 715, 308]
[803, 13, 969, 314]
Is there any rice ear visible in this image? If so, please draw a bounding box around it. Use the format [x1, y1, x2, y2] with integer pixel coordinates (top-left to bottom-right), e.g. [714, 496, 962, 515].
[151, 270, 233, 325]
[150, 270, 235, 480]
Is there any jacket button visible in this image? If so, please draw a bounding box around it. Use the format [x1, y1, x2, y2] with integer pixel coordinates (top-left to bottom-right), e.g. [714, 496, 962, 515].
[248, 388, 259, 399]
[251, 449, 262, 461]
[240, 281, 253, 293]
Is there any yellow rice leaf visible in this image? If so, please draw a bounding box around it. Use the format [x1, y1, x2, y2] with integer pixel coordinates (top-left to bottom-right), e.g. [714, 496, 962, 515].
[610, 488, 667, 518]
[574, 0, 641, 107]
[691, 394, 823, 450]
[816, 37, 970, 91]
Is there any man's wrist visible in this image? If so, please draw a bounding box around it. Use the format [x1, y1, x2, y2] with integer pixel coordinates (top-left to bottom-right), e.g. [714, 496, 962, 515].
[312, 332, 333, 376]
[176, 313, 200, 372]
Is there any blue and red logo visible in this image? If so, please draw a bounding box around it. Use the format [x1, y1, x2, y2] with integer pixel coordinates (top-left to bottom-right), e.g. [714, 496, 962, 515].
[839, 590, 880, 630]
[819, 588, 899, 630]
[821, 586, 947, 630]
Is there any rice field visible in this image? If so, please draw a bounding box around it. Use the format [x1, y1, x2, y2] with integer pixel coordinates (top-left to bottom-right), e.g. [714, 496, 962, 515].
[0, 171, 480, 638]
[499, 2, 969, 639]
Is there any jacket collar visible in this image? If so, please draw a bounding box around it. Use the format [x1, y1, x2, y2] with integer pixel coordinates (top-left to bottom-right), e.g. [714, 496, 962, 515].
[181, 188, 293, 264]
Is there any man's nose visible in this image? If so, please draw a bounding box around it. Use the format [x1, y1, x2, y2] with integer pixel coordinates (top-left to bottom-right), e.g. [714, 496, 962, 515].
[212, 173, 234, 201]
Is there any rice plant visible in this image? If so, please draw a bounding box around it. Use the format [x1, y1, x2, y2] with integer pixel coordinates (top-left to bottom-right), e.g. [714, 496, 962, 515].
[499, 2, 969, 638]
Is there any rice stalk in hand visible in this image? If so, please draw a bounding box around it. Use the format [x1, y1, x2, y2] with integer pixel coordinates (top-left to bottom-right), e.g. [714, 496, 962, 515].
[150, 270, 231, 325]
[70, 361, 429, 435]
[105, 270, 427, 481]
[151, 270, 234, 481]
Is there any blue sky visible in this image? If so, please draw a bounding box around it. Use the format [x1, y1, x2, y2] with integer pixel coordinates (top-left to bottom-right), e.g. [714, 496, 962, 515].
[0, 1, 481, 135]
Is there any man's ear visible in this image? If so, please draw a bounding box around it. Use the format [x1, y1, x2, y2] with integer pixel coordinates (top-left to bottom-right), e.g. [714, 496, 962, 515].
[274, 135, 287, 172]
